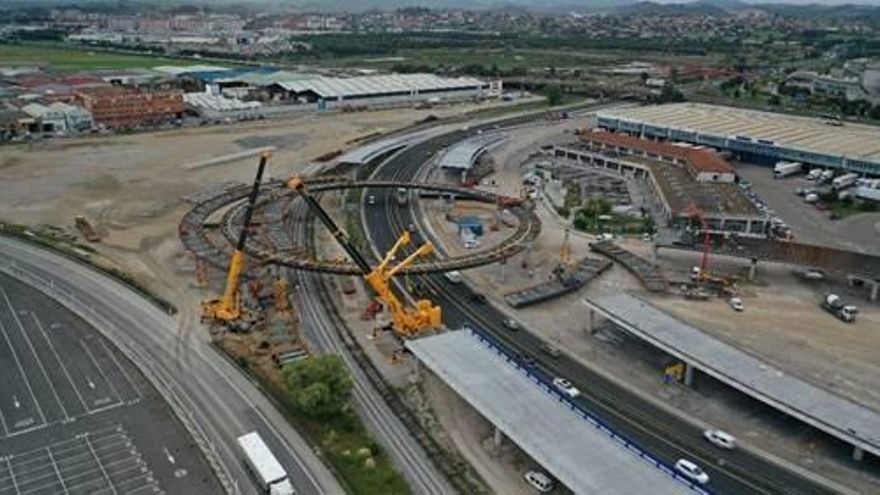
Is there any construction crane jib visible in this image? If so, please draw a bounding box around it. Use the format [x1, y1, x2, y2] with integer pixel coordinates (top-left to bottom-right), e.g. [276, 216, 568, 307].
[287, 177, 442, 337]
[201, 151, 271, 323]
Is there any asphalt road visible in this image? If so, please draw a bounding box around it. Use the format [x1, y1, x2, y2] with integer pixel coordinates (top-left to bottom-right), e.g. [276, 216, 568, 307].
[0, 235, 342, 495]
[362, 117, 836, 495]
[0, 272, 220, 494]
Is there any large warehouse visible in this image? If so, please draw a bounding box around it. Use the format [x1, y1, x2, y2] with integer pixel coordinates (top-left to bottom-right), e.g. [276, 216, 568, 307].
[212, 71, 494, 107]
[596, 103, 880, 177]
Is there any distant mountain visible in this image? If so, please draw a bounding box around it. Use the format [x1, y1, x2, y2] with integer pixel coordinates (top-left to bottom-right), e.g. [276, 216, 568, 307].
[613, 1, 731, 16]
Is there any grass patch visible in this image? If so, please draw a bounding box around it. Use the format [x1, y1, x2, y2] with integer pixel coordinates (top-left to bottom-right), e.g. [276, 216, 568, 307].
[829, 200, 878, 218]
[0, 43, 181, 71]
[573, 210, 652, 235]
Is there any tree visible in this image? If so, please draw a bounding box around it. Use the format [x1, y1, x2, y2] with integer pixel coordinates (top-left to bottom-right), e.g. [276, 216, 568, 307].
[545, 84, 564, 106]
[282, 355, 353, 418]
[870, 104, 880, 121]
[768, 94, 781, 106]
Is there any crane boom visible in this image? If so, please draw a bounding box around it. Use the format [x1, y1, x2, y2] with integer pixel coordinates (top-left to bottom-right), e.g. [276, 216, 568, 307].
[201, 152, 270, 322]
[287, 178, 441, 336]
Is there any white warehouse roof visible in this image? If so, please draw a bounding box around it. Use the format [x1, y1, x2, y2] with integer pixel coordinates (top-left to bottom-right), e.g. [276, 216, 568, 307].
[274, 73, 487, 99]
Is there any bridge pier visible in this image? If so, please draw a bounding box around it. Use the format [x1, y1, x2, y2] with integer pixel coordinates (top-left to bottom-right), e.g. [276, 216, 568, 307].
[683, 363, 695, 387]
[871, 281, 879, 303]
[853, 446, 865, 462]
[585, 308, 597, 335]
[494, 425, 504, 449]
[748, 258, 758, 282]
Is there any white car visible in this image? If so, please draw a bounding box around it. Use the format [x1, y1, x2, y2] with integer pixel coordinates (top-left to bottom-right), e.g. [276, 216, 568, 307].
[729, 297, 744, 312]
[552, 377, 580, 398]
[367, 195, 376, 205]
[524, 470, 554, 493]
[703, 429, 737, 450]
[674, 459, 710, 485]
[503, 318, 520, 331]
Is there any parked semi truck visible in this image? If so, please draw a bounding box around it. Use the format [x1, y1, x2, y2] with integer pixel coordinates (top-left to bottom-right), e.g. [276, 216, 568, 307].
[237, 432, 295, 494]
[820, 169, 835, 183]
[831, 173, 859, 192]
[773, 161, 802, 179]
[806, 169, 823, 181]
[821, 294, 857, 323]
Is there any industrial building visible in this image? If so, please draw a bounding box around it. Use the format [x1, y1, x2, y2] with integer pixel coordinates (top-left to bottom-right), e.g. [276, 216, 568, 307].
[209, 71, 494, 107]
[75, 87, 185, 128]
[597, 103, 880, 177]
[554, 131, 767, 237]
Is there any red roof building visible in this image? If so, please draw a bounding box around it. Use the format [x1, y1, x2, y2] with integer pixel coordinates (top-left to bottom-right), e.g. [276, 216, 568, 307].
[578, 129, 735, 181]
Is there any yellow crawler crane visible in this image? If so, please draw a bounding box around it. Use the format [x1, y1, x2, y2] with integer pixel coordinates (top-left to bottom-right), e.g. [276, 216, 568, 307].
[201, 152, 271, 323]
[287, 177, 441, 337]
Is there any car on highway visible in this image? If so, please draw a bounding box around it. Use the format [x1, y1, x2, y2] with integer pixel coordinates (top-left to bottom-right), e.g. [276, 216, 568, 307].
[470, 293, 487, 304]
[367, 195, 376, 205]
[408, 223, 417, 233]
[728, 297, 744, 312]
[540, 342, 562, 358]
[675, 459, 710, 485]
[552, 377, 580, 398]
[503, 317, 520, 331]
[703, 429, 737, 450]
[516, 352, 536, 367]
[524, 470, 554, 493]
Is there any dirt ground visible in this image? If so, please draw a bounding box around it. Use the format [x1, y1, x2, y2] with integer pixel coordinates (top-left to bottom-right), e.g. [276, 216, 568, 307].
[421, 119, 880, 493]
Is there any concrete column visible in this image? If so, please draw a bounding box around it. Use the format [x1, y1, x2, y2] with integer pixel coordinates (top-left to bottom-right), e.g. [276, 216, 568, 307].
[651, 242, 658, 265]
[585, 308, 597, 335]
[870, 282, 879, 303]
[684, 363, 695, 387]
[748, 258, 758, 282]
[494, 425, 504, 449]
[853, 446, 865, 462]
[460, 169, 467, 185]
[498, 259, 507, 283]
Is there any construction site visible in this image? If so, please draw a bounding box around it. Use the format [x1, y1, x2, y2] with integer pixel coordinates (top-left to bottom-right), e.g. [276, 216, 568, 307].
[2, 95, 880, 495]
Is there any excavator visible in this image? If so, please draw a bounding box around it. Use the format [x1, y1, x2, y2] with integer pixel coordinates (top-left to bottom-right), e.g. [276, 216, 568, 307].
[201, 151, 271, 324]
[287, 177, 441, 337]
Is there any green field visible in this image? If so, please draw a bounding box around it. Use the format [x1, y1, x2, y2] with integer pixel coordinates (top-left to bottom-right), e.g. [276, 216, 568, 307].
[0, 43, 182, 71]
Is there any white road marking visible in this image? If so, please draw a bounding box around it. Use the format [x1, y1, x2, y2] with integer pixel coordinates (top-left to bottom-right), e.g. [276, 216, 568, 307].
[82, 433, 118, 495]
[98, 338, 141, 401]
[80, 339, 123, 404]
[0, 288, 71, 422]
[162, 447, 175, 465]
[45, 448, 70, 495]
[0, 298, 46, 428]
[5, 457, 20, 495]
[30, 313, 89, 413]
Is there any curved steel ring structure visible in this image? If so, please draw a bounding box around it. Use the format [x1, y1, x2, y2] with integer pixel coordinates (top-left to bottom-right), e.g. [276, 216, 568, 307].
[180, 177, 541, 275]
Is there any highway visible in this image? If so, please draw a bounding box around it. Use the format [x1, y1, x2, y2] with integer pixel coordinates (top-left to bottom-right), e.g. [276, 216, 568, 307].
[362, 117, 837, 494]
[0, 235, 342, 495]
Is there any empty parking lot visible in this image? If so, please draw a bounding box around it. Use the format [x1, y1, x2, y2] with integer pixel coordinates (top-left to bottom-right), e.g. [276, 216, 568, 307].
[0, 273, 219, 494]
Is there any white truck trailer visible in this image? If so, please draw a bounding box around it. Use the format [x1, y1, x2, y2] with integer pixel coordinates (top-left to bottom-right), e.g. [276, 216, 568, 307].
[773, 161, 802, 179]
[237, 432, 295, 495]
[831, 173, 858, 191]
[820, 169, 835, 183]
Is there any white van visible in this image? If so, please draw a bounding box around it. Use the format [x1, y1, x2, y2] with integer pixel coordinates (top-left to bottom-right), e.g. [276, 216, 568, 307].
[444, 271, 463, 284]
[524, 471, 554, 493]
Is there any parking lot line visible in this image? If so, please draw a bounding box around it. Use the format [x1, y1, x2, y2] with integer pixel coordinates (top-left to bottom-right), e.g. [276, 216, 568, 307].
[44, 448, 69, 495]
[30, 313, 89, 414]
[80, 339, 123, 408]
[0, 313, 46, 429]
[0, 288, 70, 423]
[83, 433, 118, 495]
[98, 338, 141, 403]
[4, 458, 20, 495]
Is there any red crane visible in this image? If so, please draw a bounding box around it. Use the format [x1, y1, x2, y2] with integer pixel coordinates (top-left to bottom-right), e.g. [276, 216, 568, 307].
[683, 203, 711, 274]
